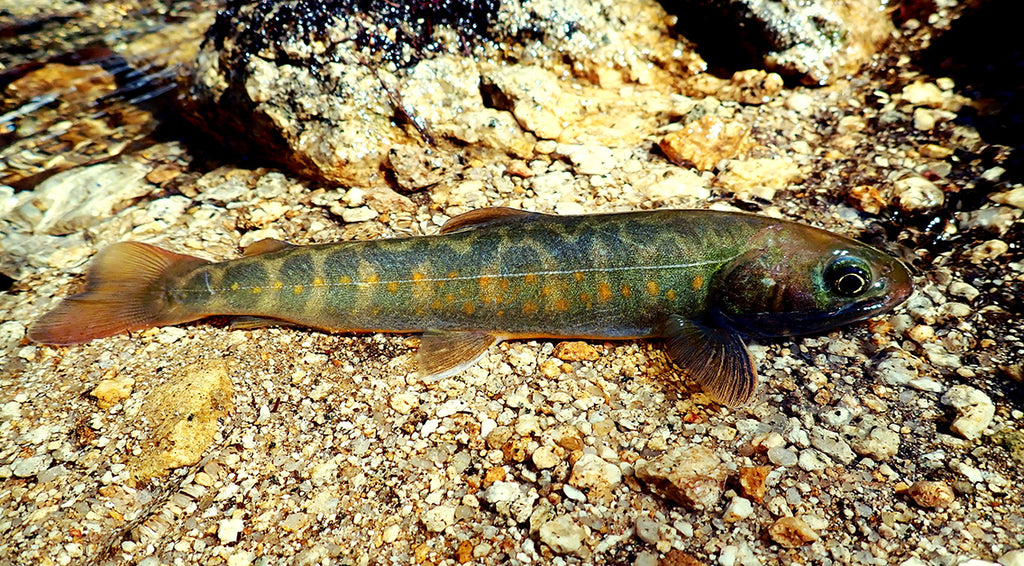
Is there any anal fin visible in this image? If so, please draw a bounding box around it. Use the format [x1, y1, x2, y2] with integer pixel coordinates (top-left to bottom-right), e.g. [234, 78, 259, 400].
[416, 329, 499, 380]
[663, 316, 757, 407]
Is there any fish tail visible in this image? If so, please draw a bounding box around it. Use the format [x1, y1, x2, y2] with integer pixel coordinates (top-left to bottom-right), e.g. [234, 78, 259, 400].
[29, 242, 211, 344]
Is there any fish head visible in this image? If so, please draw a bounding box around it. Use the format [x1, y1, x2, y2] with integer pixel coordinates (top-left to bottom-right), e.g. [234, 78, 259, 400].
[710, 223, 913, 337]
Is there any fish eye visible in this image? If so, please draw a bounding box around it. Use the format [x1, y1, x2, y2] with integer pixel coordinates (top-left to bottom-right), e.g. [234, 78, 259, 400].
[824, 257, 872, 297]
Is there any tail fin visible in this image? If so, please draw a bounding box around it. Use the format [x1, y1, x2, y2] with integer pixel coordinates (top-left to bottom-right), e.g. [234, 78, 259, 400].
[29, 242, 211, 344]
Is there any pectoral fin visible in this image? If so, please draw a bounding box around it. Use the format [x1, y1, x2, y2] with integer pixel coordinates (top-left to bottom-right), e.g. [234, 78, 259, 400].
[416, 329, 499, 380]
[663, 316, 757, 407]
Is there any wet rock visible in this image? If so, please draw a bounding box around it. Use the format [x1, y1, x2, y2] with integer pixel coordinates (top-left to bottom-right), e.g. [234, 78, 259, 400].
[185, 0, 693, 185]
[989, 187, 1024, 210]
[681, 69, 784, 104]
[635, 446, 727, 509]
[539, 514, 587, 555]
[768, 516, 819, 548]
[941, 385, 995, 440]
[908, 481, 955, 508]
[967, 239, 1009, 264]
[723, 496, 753, 522]
[1000, 550, 1024, 566]
[671, 0, 892, 85]
[659, 116, 752, 171]
[810, 426, 855, 464]
[993, 429, 1024, 466]
[851, 425, 901, 461]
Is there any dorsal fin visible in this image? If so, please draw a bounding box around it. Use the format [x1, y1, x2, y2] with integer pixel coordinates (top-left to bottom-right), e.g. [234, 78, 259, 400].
[440, 207, 547, 234]
[243, 238, 294, 257]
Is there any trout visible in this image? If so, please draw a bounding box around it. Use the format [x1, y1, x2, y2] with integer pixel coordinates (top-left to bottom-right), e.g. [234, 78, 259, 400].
[29, 207, 913, 406]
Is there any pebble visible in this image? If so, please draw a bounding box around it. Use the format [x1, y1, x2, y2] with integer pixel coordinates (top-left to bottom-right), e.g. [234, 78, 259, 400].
[768, 446, 798, 467]
[659, 115, 752, 171]
[422, 504, 457, 532]
[341, 206, 378, 223]
[90, 375, 136, 409]
[1000, 550, 1024, 566]
[851, 426, 901, 461]
[643, 168, 710, 202]
[714, 157, 802, 201]
[0, 321, 27, 353]
[634, 551, 659, 566]
[738, 466, 771, 502]
[12, 454, 53, 478]
[901, 81, 946, 107]
[538, 514, 587, 555]
[553, 341, 599, 362]
[635, 446, 727, 510]
[768, 516, 819, 548]
[569, 454, 622, 494]
[389, 392, 418, 414]
[967, 239, 1009, 263]
[723, 496, 753, 522]
[557, 144, 616, 176]
[218, 517, 245, 543]
[635, 517, 660, 544]
[941, 385, 995, 440]
[531, 446, 560, 469]
[810, 427, 856, 464]
[893, 175, 944, 211]
[907, 481, 955, 508]
[989, 187, 1024, 210]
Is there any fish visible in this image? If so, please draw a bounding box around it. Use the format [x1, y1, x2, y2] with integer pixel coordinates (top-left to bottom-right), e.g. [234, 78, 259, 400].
[28, 207, 913, 406]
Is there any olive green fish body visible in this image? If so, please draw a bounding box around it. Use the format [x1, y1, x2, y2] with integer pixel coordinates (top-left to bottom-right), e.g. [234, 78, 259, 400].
[30, 208, 913, 406]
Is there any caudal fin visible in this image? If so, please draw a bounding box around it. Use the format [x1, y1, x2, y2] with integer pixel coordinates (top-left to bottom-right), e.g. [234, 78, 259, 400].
[29, 242, 210, 344]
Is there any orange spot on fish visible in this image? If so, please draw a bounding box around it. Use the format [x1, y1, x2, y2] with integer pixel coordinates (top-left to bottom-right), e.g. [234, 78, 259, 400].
[553, 299, 569, 312]
[412, 272, 426, 282]
[499, 278, 510, 290]
[646, 281, 659, 296]
[463, 301, 475, 315]
[366, 274, 380, 285]
[524, 273, 538, 285]
[293, 285, 304, 294]
[313, 277, 325, 287]
[540, 285, 553, 297]
[692, 275, 704, 291]
[431, 299, 443, 310]
[523, 301, 539, 314]
[387, 281, 400, 293]
[597, 282, 612, 302]
[339, 275, 352, 285]
[272, 281, 284, 291]
[445, 293, 455, 304]
[479, 275, 493, 288]
[621, 284, 632, 298]
[230, 282, 240, 291]
[573, 271, 585, 282]
[252, 286, 262, 294]
[579, 292, 592, 307]
[496, 310, 504, 317]
[448, 270, 459, 279]
[666, 289, 677, 301]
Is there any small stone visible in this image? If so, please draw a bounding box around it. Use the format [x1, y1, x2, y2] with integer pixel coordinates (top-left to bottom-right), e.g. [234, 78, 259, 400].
[767, 446, 798, 467]
[635, 517, 661, 544]
[941, 385, 995, 440]
[12, 454, 52, 478]
[557, 144, 615, 176]
[389, 392, 418, 414]
[948, 281, 980, 302]
[714, 157, 802, 201]
[738, 466, 771, 502]
[768, 516, 819, 548]
[553, 341, 599, 362]
[723, 497, 753, 522]
[532, 446, 561, 469]
[456, 540, 474, 564]
[907, 480, 955, 508]
[659, 116, 752, 171]
[907, 324, 935, 343]
[483, 481, 518, 504]
[851, 426, 900, 461]
[539, 514, 586, 555]
[643, 168, 710, 202]
[919, 143, 954, 159]
[218, 517, 245, 544]
[989, 187, 1024, 210]
[999, 550, 1024, 566]
[341, 206, 378, 223]
[635, 446, 727, 509]
[902, 81, 946, 107]
[90, 375, 136, 410]
[634, 551, 659, 566]
[967, 239, 1009, 264]
[569, 454, 622, 496]
[893, 175, 944, 211]
[422, 505, 457, 532]
[810, 427, 856, 464]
